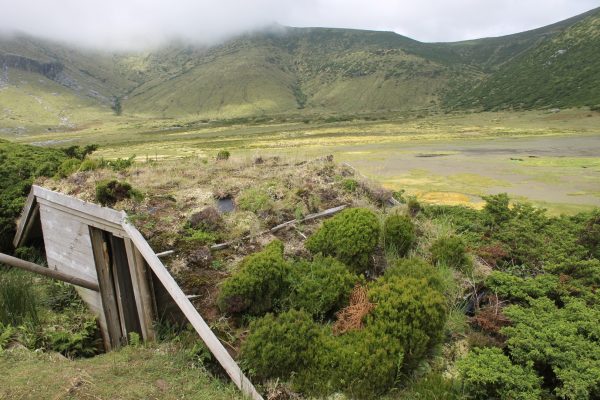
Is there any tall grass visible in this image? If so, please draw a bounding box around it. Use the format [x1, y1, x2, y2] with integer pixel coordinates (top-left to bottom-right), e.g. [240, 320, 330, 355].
[0, 268, 40, 327]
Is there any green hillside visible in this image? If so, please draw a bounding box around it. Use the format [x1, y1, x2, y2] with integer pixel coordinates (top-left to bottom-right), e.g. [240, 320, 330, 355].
[448, 10, 600, 110]
[1, 6, 599, 123]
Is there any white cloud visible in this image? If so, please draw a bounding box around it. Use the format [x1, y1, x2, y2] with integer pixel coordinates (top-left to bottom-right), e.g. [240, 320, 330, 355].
[0, 0, 597, 50]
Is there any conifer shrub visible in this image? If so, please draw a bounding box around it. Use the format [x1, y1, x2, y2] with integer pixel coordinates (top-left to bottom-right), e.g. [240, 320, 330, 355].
[296, 329, 404, 399]
[458, 347, 542, 400]
[286, 256, 358, 318]
[383, 214, 416, 256]
[240, 309, 323, 381]
[430, 236, 470, 272]
[217, 241, 290, 315]
[579, 210, 600, 259]
[306, 208, 380, 273]
[367, 275, 447, 370]
[95, 180, 142, 206]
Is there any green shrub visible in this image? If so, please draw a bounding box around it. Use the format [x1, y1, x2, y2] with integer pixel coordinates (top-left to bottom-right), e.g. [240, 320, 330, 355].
[236, 187, 273, 214]
[216, 150, 230, 160]
[430, 236, 470, 272]
[104, 155, 135, 171]
[341, 178, 358, 192]
[367, 275, 447, 370]
[61, 144, 98, 160]
[240, 310, 323, 381]
[579, 210, 600, 259]
[95, 180, 142, 206]
[458, 347, 542, 400]
[502, 297, 600, 399]
[383, 214, 415, 256]
[407, 197, 422, 216]
[78, 158, 100, 171]
[384, 257, 445, 293]
[306, 208, 380, 274]
[56, 158, 82, 178]
[486, 271, 565, 303]
[217, 241, 290, 315]
[0, 140, 65, 252]
[286, 256, 358, 318]
[297, 329, 404, 399]
[483, 193, 512, 227]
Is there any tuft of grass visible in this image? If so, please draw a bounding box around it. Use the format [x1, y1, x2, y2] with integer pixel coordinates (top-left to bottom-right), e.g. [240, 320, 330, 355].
[0, 270, 40, 327]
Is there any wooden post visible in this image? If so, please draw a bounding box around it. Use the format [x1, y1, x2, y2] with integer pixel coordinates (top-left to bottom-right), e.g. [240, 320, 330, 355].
[122, 221, 264, 400]
[0, 252, 99, 292]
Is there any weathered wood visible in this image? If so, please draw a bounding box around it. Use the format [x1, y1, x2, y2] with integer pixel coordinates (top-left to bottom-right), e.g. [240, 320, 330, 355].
[211, 204, 348, 250]
[13, 190, 37, 247]
[89, 227, 123, 350]
[110, 235, 142, 339]
[123, 221, 264, 400]
[0, 253, 100, 291]
[33, 186, 124, 225]
[124, 238, 156, 342]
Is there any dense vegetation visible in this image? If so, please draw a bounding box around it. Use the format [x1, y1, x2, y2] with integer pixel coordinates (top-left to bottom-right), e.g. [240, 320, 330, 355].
[0, 140, 66, 252]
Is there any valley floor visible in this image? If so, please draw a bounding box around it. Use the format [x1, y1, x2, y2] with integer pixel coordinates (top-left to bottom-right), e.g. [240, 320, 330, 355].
[2, 109, 599, 214]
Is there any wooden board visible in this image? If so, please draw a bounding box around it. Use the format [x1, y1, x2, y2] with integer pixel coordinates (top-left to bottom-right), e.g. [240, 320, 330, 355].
[123, 221, 264, 400]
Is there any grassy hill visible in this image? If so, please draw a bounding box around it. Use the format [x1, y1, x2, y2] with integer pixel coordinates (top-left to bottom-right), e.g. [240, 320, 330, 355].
[1, 6, 599, 124]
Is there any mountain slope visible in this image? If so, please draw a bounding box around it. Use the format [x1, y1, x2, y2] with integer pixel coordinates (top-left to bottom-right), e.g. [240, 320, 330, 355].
[1, 6, 599, 124]
[447, 11, 600, 110]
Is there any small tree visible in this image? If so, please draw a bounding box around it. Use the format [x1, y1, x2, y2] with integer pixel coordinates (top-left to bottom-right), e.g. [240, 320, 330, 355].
[111, 97, 122, 116]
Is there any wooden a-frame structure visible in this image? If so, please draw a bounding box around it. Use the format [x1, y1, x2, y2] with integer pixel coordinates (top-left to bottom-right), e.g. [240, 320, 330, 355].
[11, 185, 262, 400]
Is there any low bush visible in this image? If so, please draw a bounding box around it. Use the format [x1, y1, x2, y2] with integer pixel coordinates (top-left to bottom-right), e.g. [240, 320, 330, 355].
[502, 297, 600, 399]
[383, 214, 415, 256]
[104, 156, 135, 171]
[56, 158, 82, 178]
[306, 208, 380, 274]
[217, 241, 290, 315]
[240, 310, 323, 381]
[286, 256, 358, 318]
[236, 187, 273, 214]
[78, 158, 100, 171]
[383, 257, 445, 293]
[407, 197, 422, 216]
[367, 275, 447, 370]
[579, 210, 600, 259]
[430, 236, 470, 272]
[458, 347, 542, 400]
[95, 180, 142, 206]
[341, 178, 358, 192]
[216, 150, 230, 161]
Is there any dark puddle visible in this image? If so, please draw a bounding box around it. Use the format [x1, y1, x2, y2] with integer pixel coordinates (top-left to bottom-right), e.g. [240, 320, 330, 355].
[217, 197, 235, 213]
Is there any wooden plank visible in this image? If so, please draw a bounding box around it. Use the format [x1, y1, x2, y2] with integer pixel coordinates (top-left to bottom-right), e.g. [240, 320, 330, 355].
[124, 238, 156, 342]
[36, 198, 126, 237]
[110, 235, 142, 339]
[13, 189, 37, 247]
[33, 186, 124, 225]
[123, 221, 264, 400]
[89, 227, 123, 350]
[0, 253, 99, 291]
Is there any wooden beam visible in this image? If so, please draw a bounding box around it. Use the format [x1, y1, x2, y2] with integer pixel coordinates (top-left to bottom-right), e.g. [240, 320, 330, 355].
[124, 238, 156, 342]
[156, 250, 175, 258]
[13, 189, 37, 247]
[122, 221, 264, 400]
[0, 253, 99, 292]
[211, 204, 347, 250]
[89, 228, 123, 350]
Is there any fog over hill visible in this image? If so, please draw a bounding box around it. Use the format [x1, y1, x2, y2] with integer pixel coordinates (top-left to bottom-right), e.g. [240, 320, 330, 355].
[1, 5, 599, 121]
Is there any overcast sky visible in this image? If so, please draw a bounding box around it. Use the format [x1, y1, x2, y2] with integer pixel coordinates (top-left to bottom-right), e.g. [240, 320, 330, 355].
[0, 0, 598, 50]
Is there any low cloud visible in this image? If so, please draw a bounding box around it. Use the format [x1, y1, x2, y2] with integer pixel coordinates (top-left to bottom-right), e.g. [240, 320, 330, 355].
[0, 0, 597, 50]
